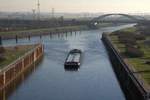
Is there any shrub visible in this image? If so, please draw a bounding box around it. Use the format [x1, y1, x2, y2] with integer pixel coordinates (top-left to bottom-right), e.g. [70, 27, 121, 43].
[125, 43, 138, 48]
[0, 54, 6, 61]
[125, 46, 144, 57]
[144, 40, 150, 46]
[145, 61, 150, 65]
[14, 46, 19, 50]
[0, 46, 5, 54]
[118, 36, 137, 45]
[135, 34, 146, 40]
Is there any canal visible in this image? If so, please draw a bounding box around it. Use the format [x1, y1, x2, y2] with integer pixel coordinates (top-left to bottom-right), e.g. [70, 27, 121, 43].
[2, 24, 134, 100]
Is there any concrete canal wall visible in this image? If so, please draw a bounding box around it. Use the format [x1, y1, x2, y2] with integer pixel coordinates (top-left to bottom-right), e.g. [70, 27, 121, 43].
[102, 33, 149, 100]
[0, 44, 44, 90]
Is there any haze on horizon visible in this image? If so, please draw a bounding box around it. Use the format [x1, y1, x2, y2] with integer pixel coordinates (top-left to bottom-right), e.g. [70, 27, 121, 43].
[0, 0, 150, 13]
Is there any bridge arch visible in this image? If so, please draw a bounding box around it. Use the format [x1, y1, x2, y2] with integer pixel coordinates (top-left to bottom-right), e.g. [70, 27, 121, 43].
[91, 13, 146, 23]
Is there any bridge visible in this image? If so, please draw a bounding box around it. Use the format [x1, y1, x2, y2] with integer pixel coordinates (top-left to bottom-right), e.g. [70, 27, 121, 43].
[88, 13, 148, 29]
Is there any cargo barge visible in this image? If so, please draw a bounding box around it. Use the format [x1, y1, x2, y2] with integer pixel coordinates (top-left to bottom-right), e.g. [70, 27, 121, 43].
[64, 49, 82, 68]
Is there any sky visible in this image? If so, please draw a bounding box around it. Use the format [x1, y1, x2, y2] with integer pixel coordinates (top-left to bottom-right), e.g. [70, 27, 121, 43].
[0, 0, 150, 13]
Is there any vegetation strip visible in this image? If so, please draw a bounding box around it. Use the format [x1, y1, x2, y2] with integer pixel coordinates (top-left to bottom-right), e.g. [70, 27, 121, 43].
[0, 45, 35, 69]
[0, 25, 88, 39]
[0, 44, 44, 90]
[109, 26, 150, 88]
[102, 33, 149, 100]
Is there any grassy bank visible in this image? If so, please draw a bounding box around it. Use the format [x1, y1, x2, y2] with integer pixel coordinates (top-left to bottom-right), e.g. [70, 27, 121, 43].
[0, 25, 88, 36]
[0, 45, 35, 69]
[109, 27, 150, 85]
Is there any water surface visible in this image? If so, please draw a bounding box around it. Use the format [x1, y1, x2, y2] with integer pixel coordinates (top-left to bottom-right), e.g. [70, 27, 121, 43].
[2, 24, 135, 100]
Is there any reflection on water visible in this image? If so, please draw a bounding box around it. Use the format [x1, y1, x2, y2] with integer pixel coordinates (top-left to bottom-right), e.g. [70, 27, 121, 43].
[0, 60, 43, 100]
[0, 24, 135, 100]
[0, 31, 83, 100]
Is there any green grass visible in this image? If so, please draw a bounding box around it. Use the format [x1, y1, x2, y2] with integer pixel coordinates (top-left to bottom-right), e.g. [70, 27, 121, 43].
[126, 40, 150, 73]
[0, 45, 34, 69]
[128, 58, 150, 71]
[141, 73, 150, 85]
[109, 35, 126, 52]
[109, 27, 150, 85]
[120, 27, 137, 33]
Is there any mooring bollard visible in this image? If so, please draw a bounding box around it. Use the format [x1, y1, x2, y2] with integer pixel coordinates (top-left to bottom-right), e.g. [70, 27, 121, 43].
[58, 33, 60, 38]
[16, 35, 18, 43]
[65, 33, 67, 38]
[75, 31, 77, 35]
[0, 36, 2, 45]
[70, 30, 72, 36]
[75, 31, 77, 36]
[28, 35, 30, 41]
[49, 33, 52, 38]
[80, 31, 81, 34]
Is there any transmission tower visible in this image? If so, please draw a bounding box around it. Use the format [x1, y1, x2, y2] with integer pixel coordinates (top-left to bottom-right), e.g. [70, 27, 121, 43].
[32, 9, 36, 20]
[52, 8, 55, 18]
[37, 0, 40, 20]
